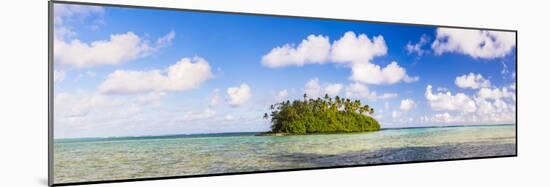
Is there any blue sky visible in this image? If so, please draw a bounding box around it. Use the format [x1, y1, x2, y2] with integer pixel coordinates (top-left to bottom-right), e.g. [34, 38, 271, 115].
[53, 3, 516, 138]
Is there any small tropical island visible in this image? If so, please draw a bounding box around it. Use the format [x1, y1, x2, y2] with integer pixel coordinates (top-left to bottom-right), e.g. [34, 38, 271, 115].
[262, 94, 380, 135]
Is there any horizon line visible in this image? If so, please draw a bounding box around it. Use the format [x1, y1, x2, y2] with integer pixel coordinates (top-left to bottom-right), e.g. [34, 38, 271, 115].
[54, 123, 516, 141]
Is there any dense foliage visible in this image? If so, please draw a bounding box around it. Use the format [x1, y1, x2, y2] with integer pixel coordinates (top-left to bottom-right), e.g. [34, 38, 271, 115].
[263, 94, 380, 134]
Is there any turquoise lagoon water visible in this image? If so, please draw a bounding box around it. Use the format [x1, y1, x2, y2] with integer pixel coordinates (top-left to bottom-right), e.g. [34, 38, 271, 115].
[54, 124, 516, 183]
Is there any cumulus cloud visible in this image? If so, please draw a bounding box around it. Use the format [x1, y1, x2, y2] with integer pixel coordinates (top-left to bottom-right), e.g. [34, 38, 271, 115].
[304, 78, 323, 98]
[345, 82, 398, 100]
[275, 89, 289, 102]
[330, 31, 387, 63]
[54, 4, 175, 69]
[422, 83, 516, 125]
[350, 61, 419, 84]
[324, 83, 344, 96]
[477, 87, 515, 101]
[455, 73, 491, 89]
[99, 57, 213, 94]
[400, 99, 416, 111]
[262, 31, 417, 85]
[261, 35, 331, 68]
[262, 32, 386, 67]
[55, 31, 175, 68]
[304, 78, 346, 98]
[432, 28, 516, 59]
[406, 34, 430, 56]
[227, 83, 252, 107]
[425, 85, 477, 113]
[472, 93, 515, 123]
[423, 102, 515, 124]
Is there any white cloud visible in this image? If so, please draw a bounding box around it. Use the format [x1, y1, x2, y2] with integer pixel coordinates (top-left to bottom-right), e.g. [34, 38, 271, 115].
[304, 78, 358, 99]
[136, 92, 166, 106]
[345, 82, 398, 100]
[350, 61, 419, 85]
[53, 89, 179, 138]
[261, 34, 331, 68]
[429, 113, 455, 123]
[54, 4, 105, 25]
[425, 85, 477, 113]
[391, 110, 401, 119]
[406, 34, 429, 56]
[54, 91, 158, 123]
[227, 83, 252, 107]
[99, 57, 213, 94]
[477, 87, 515, 101]
[53, 4, 175, 69]
[455, 73, 491, 89]
[432, 28, 516, 59]
[53, 70, 65, 83]
[473, 95, 515, 123]
[379, 93, 399, 99]
[208, 89, 221, 107]
[304, 78, 323, 98]
[182, 108, 216, 121]
[304, 78, 345, 98]
[54, 91, 115, 118]
[419, 84, 516, 125]
[400, 99, 416, 111]
[54, 4, 105, 39]
[330, 31, 387, 63]
[275, 89, 289, 102]
[324, 83, 344, 97]
[262, 31, 417, 85]
[55, 31, 175, 68]
[262, 32, 387, 67]
[156, 30, 176, 48]
[423, 101, 515, 124]
[509, 83, 516, 90]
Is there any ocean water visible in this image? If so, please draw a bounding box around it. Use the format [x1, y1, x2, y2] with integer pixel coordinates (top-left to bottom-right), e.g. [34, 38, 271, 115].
[53, 125, 516, 184]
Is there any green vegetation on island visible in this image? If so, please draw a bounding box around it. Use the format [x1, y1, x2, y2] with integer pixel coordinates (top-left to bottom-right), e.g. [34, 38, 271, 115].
[263, 93, 380, 135]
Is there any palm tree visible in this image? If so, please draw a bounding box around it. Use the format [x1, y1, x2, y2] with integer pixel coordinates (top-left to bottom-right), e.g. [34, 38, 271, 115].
[334, 96, 341, 110]
[359, 105, 369, 115]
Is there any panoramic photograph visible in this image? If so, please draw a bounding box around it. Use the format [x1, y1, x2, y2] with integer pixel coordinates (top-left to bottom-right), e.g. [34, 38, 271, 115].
[52, 3, 516, 184]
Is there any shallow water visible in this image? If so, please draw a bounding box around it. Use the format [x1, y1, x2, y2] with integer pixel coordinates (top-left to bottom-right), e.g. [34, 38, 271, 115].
[54, 125, 516, 183]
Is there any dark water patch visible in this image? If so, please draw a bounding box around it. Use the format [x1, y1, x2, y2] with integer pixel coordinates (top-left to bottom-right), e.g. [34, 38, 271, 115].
[55, 132, 262, 143]
[271, 143, 516, 167]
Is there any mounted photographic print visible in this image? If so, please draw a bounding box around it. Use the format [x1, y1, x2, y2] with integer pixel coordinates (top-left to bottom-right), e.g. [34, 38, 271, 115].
[49, 1, 517, 186]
